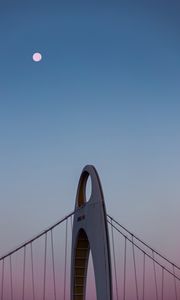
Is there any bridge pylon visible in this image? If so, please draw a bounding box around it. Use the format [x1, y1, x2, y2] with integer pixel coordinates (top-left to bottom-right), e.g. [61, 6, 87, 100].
[71, 165, 112, 300]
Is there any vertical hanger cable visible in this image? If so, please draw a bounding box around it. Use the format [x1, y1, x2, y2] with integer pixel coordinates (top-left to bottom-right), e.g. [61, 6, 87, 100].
[51, 230, 57, 300]
[63, 219, 68, 300]
[123, 237, 127, 300]
[142, 253, 146, 300]
[1, 259, 4, 300]
[111, 220, 119, 300]
[43, 233, 47, 300]
[10, 255, 13, 300]
[132, 236, 139, 300]
[22, 246, 26, 300]
[30, 243, 35, 300]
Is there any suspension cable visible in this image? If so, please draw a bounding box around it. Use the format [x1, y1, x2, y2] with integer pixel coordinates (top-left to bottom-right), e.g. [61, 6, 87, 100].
[22, 246, 26, 300]
[63, 219, 68, 300]
[161, 268, 164, 300]
[51, 230, 57, 300]
[30, 243, 35, 300]
[123, 237, 127, 300]
[43, 233, 47, 300]
[173, 264, 178, 300]
[1, 259, 4, 300]
[107, 214, 180, 271]
[108, 220, 180, 281]
[9, 255, 13, 300]
[0, 211, 74, 300]
[142, 253, 146, 300]
[0, 208, 179, 300]
[132, 236, 139, 300]
[0, 211, 75, 262]
[152, 250, 158, 300]
[111, 219, 119, 300]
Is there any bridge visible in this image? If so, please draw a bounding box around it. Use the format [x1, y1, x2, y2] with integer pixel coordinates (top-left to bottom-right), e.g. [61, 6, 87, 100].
[0, 165, 179, 300]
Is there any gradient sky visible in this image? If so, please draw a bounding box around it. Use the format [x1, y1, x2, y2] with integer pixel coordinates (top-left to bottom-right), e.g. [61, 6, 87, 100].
[0, 0, 180, 266]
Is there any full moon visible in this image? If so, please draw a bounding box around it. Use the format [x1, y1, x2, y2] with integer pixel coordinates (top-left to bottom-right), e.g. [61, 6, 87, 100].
[32, 52, 42, 62]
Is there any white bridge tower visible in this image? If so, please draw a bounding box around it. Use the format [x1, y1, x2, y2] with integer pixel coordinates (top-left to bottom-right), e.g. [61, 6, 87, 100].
[71, 165, 112, 300]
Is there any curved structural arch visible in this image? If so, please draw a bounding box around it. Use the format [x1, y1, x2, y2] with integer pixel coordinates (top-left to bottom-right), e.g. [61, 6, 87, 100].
[71, 165, 112, 300]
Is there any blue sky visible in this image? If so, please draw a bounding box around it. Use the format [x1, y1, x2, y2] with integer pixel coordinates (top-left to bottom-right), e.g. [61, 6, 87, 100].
[0, 0, 180, 262]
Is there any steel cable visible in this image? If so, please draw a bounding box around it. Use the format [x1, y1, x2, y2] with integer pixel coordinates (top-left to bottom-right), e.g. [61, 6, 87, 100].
[111, 219, 119, 300]
[142, 253, 146, 300]
[132, 236, 139, 300]
[9, 255, 13, 300]
[1, 259, 4, 300]
[107, 215, 180, 272]
[161, 268, 164, 300]
[43, 233, 47, 300]
[51, 230, 57, 300]
[173, 264, 178, 300]
[152, 250, 158, 300]
[0, 211, 75, 262]
[63, 219, 68, 300]
[123, 237, 127, 300]
[108, 220, 180, 281]
[22, 246, 26, 300]
[30, 243, 35, 300]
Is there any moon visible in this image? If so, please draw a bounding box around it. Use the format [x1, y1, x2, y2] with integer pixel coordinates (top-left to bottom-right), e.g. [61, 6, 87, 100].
[32, 52, 42, 62]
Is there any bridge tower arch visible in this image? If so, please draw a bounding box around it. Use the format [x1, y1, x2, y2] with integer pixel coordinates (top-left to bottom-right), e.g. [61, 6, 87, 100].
[71, 165, 112, 300]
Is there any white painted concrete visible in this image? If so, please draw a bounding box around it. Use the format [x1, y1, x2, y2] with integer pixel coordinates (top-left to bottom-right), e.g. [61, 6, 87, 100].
[71, 165, 112, 300]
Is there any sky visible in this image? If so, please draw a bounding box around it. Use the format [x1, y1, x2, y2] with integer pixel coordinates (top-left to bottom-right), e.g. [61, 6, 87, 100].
[0, 0, 180, 271]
